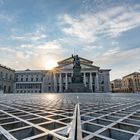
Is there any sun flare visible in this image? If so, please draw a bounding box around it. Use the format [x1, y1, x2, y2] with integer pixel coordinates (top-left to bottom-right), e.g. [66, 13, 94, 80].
[45, 59, 57, 70]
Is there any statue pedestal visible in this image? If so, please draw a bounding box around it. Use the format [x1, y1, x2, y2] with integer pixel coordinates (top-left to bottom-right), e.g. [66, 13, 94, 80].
[65, 83, 92, 93]
[66, 54, 92, 93]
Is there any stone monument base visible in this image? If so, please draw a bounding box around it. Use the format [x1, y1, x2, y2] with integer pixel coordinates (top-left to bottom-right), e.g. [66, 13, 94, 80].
[65, 83, 92, 93]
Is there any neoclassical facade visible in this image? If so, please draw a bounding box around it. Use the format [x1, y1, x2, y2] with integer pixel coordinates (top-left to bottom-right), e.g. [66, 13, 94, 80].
[14, 69, 46, 93]
[110, 79, 122, 93]
[122, 72, 140, 93]
[0, 64, 15, 93]
[43, 56, 111, 93]
[14, 56, 111, 93]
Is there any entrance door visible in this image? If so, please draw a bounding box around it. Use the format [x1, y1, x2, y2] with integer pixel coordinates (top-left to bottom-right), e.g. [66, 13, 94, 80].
[92, 85, 95, 92]
[4, 85, 6, 93]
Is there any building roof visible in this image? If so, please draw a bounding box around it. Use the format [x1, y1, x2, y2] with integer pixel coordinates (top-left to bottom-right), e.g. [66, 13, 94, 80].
[99, 69, 111, 71]
[15, 69, 48, 74]
[0, 64, 15, 72]
[111, 79, 122, 82]
[123, 72, 140, 78]
[55, 56, 112, 72]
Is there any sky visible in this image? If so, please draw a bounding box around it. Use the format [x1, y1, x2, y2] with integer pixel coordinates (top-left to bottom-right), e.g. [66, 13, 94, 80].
[0, 0, 140, 80]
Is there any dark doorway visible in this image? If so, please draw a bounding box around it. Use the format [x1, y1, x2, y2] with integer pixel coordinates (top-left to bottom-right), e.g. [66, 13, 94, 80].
[92, 85, 95, 92]
[63, 86, 65, 92]
[57, 86, 59, 93]
[4, 85, 6, 93]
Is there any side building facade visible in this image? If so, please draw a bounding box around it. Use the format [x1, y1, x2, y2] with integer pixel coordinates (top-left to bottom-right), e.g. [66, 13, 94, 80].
[0, 64, 15, 93]
[1, 56, 111, 93]
[14, 69, 47, 93]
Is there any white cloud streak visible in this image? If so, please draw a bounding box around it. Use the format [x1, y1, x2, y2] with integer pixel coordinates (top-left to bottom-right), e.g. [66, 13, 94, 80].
[0, 13, 15, 22]
[59, 5, 140, 40]
[103, 47, 120, 56]
[10, 25, 47, 42]
[94, 47, 140, 80]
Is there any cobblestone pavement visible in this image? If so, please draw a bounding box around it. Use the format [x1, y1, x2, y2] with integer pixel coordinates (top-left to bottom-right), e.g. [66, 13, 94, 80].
[0, 93, 140, 140]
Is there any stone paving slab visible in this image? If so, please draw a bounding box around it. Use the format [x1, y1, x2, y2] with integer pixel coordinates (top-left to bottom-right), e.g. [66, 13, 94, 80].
[0, 93, 140, 140]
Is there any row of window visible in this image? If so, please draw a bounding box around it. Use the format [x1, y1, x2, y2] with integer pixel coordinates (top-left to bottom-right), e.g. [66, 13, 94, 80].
[0, 72, 13, 81]
[16, 84, 42, 89]
[0, 85, 12, 93]
[134, 75, 140, 78]
[123, 79, 140, 87]
[16, 90, 41, 93]
[134, 79, 140, 86]
[16, 77, 43, 82]
[55, 73, 101, 77]
[122, 88, 140, 92]
[16, 75, 40, 77]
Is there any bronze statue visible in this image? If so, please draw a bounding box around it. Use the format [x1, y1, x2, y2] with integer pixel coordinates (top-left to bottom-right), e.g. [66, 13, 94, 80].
[72, 54, 80, 67]
[71, 54, 82, 83]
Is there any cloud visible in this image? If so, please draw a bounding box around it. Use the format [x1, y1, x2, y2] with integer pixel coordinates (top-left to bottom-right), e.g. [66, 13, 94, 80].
[59, 14, 97, 42]
[11, 34, 46, 41]
[94, 47, 140, 80]
[59, 5, 140, 41]
[0, 47, 15, 53]
[38, 40, 61, 50]
[0, 13, 15, 22]
[95, 47, 140, 66]
[0, 39, 67, 70]
[103, 47, 120, 56]
[10, 25, 47, 42]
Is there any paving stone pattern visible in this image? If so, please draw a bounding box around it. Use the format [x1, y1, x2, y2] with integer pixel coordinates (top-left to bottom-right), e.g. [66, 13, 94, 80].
[0, 93, 140, 140]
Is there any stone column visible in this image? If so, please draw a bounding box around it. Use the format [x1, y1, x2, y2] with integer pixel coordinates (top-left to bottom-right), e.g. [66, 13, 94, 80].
[83, 72, 86, 87]
[59, 73, 62, 92]
[65, 73, 68, 90]
[95, 72, 99, 92]
[41, 75, 45, 93]
[132, 79, 137, 93]
[53, 73, 57, 92]
[90, 72, 93, 91]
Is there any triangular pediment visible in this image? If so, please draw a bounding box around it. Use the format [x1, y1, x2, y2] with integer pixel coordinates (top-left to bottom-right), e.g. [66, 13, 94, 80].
[58, 56, 93, 66]
[55, 61, 99, 70]
[54, 55, 100, 71]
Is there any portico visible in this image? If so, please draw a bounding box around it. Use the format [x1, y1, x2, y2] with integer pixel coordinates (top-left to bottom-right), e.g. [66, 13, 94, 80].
[54, 71, 99, 92]
[42, 56, 111, 93]
[43, 56, 110, 93]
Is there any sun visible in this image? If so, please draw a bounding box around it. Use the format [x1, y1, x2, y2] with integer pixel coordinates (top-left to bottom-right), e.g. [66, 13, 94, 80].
[45, 59, 57, 70]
